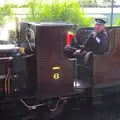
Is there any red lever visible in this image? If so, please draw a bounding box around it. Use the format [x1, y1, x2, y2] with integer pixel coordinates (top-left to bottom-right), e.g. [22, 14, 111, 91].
[66, 31, 75, 45]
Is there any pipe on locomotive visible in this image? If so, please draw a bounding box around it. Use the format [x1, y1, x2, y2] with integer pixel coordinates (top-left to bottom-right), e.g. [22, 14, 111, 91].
[48, 97, 69, 112]
[20, 99, 45, 110]
[20, 97, 69, 111]
[25, 28, 35, 52]
[15, 17, 20, 40]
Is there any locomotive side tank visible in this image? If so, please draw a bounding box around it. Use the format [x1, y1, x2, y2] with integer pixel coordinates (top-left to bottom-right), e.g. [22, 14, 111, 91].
[19, 22, 77, 100]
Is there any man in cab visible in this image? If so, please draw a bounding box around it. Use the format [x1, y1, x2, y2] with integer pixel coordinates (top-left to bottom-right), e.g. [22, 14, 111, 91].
[74, 18, 109, 64]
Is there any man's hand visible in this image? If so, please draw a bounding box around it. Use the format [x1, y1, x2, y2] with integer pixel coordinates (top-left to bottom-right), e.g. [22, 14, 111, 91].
[82, 50, 87, 54]
[73, 49, 81, 55]
[78, 45, 84, 49]
[64, 44, 70, 49]
[84, 51, 92, 64]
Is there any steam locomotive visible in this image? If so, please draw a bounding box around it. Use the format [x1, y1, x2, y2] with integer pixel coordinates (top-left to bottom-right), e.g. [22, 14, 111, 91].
[0, 20, 120, 119]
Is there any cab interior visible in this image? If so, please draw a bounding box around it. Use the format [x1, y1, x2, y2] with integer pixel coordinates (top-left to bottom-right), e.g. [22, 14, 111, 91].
[64, 26, 117, 90]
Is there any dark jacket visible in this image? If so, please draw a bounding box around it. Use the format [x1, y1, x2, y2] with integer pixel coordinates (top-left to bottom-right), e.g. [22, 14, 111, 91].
[84, 30, 109, 54]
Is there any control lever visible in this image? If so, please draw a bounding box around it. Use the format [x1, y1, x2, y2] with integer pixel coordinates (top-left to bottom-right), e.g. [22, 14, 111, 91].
[63, 45, 77, 59]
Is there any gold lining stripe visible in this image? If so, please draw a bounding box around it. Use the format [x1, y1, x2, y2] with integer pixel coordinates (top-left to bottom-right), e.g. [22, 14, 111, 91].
[52, 66, 60, 70]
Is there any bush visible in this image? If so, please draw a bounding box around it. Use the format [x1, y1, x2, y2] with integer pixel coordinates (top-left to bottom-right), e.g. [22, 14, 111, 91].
[0, 4, 14, 25]
[25, 0, 93, 28]
[115, 19, 120, 26]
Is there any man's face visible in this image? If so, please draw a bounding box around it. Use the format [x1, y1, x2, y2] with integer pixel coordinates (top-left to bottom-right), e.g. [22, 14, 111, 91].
[94, 24, 104, 33]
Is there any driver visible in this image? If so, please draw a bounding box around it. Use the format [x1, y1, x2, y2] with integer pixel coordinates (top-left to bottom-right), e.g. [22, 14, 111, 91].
[74, 18, 109, 64]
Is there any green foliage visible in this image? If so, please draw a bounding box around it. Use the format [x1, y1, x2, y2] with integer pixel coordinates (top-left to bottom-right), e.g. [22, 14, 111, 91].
[79, 0, 99, 7]
[102, 0, 116, 6]
[25, 0, 93, 28]
[115, 19, 120, 26]
[78, 0, 116, 7]
[0, 4, 14, 25]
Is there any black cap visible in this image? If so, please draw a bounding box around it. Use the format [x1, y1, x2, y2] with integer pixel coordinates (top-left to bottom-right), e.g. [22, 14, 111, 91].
[95, 18, 107, 25]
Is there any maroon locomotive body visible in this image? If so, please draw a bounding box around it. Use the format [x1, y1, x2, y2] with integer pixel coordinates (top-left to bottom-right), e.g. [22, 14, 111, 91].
[0, 21, 120, 119]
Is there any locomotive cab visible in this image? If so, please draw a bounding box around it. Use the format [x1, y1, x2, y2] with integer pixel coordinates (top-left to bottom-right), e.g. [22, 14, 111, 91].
[63, 27, 120, 102]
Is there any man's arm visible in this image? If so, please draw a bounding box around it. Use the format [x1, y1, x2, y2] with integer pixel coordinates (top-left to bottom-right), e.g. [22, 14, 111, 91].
[73, 32, 94, 55]
[81, 32, 95, 50]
